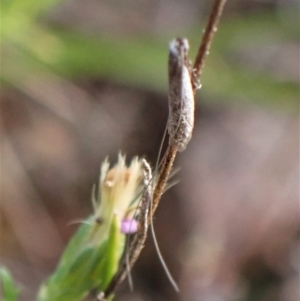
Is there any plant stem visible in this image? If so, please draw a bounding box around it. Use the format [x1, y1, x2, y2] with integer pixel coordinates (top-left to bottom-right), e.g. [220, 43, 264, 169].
[151, 144, 178, 215]
[192, 0, 228, 90]
[152, 0, 228, 216]
[102, 0, 228, 299]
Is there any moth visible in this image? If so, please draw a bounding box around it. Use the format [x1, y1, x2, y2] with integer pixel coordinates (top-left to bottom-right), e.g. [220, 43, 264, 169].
[168, 38, 195, 152]
[103, 38, 195, 299]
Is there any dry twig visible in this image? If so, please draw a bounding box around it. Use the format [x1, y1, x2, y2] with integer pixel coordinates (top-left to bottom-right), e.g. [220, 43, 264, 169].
[103, 0, 227, 298]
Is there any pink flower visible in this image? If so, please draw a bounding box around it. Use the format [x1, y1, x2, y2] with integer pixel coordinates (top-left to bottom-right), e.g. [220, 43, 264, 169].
[121, 219, 138, 234]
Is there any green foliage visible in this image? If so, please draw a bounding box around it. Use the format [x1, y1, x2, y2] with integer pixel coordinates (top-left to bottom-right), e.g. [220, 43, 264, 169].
[194, 10, 299, 110]
[36, 216, 125, 301]
[35, 155, 143, 301]
[1, 0, 298, 110]
[0, 268, 20, 301]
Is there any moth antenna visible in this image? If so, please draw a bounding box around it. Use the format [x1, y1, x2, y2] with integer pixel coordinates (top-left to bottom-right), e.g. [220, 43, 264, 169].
[168, 166, 181, 180]
[152, 125, 168, 190]
[147, 110, 179, 292]
[164, 179, 180, 192]
[149, 201, 180, 292]
[149, 130, 180, 291]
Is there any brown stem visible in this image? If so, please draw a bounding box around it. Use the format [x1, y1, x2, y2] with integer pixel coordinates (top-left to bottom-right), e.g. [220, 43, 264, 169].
[102, 0, 228, 299]
[152, 0, 228, 219]
[192, 0, 227, 90]
[151, 144, 178, 216]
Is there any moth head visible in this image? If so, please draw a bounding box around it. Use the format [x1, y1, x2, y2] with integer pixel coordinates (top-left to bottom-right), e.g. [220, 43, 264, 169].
[169, 38, 189, 58]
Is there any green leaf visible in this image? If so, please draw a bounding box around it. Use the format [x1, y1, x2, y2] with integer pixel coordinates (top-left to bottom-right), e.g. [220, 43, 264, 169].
[0, 267, 20, 301]
[36, 216, 125, 301]
[95, 215, 125, 292]
[2, 6, 298, 111]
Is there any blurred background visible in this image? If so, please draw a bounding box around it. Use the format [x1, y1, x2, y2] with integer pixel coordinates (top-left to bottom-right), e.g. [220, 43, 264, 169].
[0, 0, 299, 300]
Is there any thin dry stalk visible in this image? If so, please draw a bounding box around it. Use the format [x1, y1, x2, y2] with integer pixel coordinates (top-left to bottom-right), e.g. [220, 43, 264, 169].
[152, 0, 228, 218]
[192, 0, 228, 90]
[103, 0, 227, 298]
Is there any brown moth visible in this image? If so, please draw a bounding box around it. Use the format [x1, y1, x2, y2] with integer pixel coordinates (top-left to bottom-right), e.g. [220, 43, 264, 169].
[168, 38, 195, 152]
